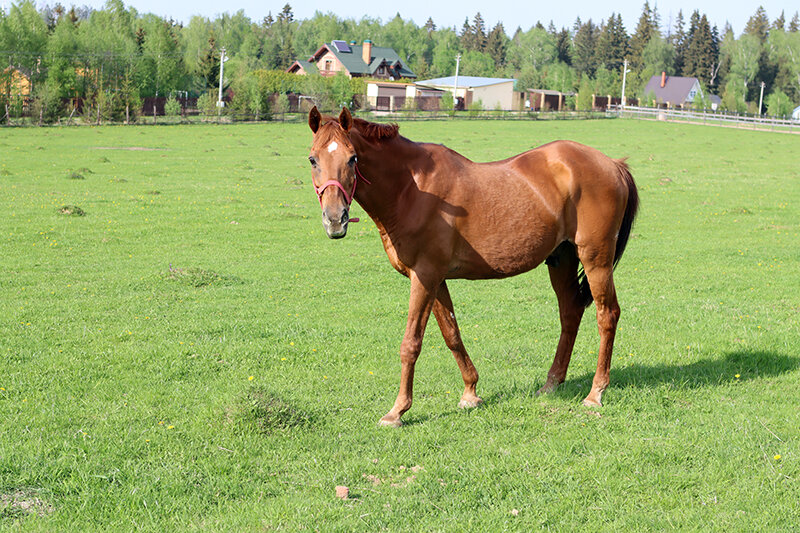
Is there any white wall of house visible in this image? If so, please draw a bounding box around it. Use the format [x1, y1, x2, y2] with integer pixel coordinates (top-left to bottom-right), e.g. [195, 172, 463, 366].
[471, 81, 515, 110]
[685, 80, 702, 103]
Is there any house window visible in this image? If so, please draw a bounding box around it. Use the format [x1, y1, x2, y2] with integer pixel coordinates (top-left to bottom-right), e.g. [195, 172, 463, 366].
[325, 60, 332, 71]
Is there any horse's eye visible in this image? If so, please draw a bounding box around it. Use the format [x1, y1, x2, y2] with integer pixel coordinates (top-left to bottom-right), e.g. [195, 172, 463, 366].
[348, 155, 358, 166]
[308, 156, 317, 167]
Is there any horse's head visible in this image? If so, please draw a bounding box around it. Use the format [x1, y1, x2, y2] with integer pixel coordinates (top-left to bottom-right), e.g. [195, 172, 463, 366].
[307, 106, 358, 239]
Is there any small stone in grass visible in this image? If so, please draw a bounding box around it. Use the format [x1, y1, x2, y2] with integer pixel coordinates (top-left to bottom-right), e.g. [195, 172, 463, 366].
[335, 485, 349, 499]
[511, 509, 519, 516]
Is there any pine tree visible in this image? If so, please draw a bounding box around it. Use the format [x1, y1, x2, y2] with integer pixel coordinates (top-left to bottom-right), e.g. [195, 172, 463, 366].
[671, 10, 686, 74]
[460, 17, 473, 50]
[274, 4, 295, 69]
[684, 14, 716, 87]
[773, 10, 785, 30]
[744, 6, 769, 42]
[425, 17, 436, 34]
[472, 12, 487, 52]
[573, 19, 598, 77]
[555, 28, 572, 65]
[630, 1, 659, 70]
[595, 13, 629, 71]
[486, 22, 508, 68]
[790, 12, 800, 32]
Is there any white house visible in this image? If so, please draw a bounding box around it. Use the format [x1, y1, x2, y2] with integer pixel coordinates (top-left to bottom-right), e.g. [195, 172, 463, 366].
[792, 105, 800, 120]
[414, 76, 522, 110]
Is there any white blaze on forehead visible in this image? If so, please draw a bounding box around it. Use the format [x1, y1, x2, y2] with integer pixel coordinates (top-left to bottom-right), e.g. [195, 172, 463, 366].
[327, 141, 339, 153]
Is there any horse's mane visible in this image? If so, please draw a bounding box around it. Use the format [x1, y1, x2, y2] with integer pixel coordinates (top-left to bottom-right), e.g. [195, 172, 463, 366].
[319, 114, 399, 143]
[352, 118, 399, 141]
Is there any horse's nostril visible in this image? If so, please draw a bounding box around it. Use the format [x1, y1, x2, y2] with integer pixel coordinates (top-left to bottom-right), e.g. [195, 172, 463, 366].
[340, 211, 349, 225]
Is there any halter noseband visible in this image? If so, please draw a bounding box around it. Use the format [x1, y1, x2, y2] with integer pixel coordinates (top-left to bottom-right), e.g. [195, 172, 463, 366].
[313, 164, 371, 221]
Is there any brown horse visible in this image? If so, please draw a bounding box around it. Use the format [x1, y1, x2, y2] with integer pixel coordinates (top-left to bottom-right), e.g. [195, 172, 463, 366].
[307, 107, 639, 427]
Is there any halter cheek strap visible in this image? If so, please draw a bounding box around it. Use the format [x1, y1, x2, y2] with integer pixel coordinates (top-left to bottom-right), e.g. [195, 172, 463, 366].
[313, 164, 371, 221]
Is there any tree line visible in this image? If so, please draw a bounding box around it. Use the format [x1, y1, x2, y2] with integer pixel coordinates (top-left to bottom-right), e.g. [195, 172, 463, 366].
[2, 0, 800, 123]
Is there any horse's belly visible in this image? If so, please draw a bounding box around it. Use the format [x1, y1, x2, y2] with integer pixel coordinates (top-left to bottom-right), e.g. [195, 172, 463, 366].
[449, 231, 557, 280]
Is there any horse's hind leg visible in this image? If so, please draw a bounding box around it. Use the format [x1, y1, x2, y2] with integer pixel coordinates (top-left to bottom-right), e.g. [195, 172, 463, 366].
[432, 281, 482, 408]
[537, 242, 586, 396]
[577, 246, 620, 407]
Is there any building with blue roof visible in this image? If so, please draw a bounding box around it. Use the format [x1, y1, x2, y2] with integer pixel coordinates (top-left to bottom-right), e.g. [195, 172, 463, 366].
[414, 76, 522, 110]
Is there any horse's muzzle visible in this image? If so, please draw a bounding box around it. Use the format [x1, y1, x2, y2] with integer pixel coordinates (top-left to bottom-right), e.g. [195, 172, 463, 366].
[322, 208, 349, 239]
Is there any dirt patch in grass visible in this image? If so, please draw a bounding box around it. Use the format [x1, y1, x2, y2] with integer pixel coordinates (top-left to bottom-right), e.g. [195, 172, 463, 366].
[58, 205, 86, 216]
[67, 167, 94, 180]
[234, 387, 312, 434]
[162, 265, 243, 287]
[362, 465, 424, 489]
[1, 490, 53, 519]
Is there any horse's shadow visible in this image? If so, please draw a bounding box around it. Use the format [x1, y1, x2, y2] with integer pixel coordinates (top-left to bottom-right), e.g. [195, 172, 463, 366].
[481, 349, 800, 406]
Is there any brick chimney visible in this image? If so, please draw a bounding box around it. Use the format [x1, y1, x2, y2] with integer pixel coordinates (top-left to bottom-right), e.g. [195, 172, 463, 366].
[362, 39, 372, 66]
[661, 72, 667, 88]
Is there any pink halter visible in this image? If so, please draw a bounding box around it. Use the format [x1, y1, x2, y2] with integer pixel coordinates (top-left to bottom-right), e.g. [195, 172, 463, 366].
[313, 164, 371, 221]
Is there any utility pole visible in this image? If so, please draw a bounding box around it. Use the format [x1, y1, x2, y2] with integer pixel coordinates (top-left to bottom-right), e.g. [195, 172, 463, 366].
[453, 53, 461, 111]
[758, 81, 765, 116]
[217, 47, 228, 109]
[620, 58, 631, 107]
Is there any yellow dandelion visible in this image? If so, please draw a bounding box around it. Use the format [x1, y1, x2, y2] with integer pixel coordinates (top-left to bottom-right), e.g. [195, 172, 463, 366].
[289, 342, 295, 346]
[369, 371, 374, 375]
[774, 454, 781, 461]
[735, 374, 740, 379]
[248, 376, 254, 381]
[167, 425, 174, 430]
[281, 357, 287, 361]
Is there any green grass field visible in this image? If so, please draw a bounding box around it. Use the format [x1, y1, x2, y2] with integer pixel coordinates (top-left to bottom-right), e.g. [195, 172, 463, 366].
[1, 118, 798, 531]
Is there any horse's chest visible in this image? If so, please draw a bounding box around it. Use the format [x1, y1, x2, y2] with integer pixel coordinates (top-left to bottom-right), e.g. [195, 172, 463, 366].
[378, 229, 411, 277]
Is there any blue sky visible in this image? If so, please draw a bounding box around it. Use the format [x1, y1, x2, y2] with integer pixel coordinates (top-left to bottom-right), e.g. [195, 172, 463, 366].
[3, 1, 797, 36]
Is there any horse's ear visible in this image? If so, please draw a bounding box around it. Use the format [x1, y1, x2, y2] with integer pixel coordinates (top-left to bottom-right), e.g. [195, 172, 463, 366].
[308, 106, 321, 133]
[339, 107, 353, 132]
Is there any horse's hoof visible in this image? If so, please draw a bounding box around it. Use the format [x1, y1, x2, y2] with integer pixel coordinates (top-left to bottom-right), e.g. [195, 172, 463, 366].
[458, 397, 483, 409]
[535, 381, 559, 396]
[378, 416, 402, 428]
[582, 396, 602, 408]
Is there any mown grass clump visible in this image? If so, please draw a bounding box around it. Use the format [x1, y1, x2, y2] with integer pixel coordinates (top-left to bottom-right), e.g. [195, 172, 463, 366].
[162, 265, 242, 287]
[235, 387, 312, 434]
[57, 205, 86, 216]
[0, 490, 53, 520]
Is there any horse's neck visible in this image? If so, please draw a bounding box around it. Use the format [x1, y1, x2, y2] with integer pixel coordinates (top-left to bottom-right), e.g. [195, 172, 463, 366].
[353, 135, 419, 226]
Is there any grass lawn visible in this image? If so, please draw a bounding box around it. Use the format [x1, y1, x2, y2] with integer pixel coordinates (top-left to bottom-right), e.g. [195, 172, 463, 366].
[1, 118, 798, 531]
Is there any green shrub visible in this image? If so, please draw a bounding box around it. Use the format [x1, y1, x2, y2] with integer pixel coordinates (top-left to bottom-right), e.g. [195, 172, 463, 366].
[164, 95, 181, 117]
[29, 81, 64, 125]
[765, 90, 793, 117]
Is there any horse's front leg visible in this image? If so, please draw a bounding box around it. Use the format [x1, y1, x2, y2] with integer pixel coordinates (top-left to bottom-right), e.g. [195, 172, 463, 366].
[379, 271, 439, 427]
[432, 281, 482, 409]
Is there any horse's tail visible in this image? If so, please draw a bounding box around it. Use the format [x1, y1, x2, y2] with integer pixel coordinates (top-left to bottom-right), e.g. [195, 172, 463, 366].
[576, 158, 639, 307]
